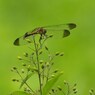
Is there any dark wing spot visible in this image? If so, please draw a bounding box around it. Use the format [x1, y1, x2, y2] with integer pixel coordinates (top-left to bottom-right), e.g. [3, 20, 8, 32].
[68, 23, 76, 30]
[14, 38, 20, 46]
[63, 30, 70, 37]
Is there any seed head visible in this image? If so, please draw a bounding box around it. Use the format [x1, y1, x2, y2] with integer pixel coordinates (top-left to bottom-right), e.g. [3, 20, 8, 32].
[17, 56, 22, 60]
[45, 46, 49, 51]
[21, 69, 24, 73]
[57, 86, 62, 91]
[55, 52, 60, 56]
[23, 52, 28, 57]
[39, 51, 43, 55]
[60, 52, 64, 56]
[12, 79, 16, 82]
[13, 66, 17, 70]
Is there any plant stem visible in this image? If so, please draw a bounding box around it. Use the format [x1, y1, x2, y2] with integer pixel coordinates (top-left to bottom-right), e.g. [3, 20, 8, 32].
[46, 55, 55, 82]
[32, 36, 42, 95]
[66, 83, 70, 95]
[16, 69, 35, 94]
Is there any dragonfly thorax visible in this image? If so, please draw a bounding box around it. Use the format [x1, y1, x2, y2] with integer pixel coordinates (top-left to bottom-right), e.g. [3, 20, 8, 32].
[36, 27, 47, 36]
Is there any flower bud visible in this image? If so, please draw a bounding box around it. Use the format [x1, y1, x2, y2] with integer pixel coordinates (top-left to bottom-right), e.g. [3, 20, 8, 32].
[45, 46, 49, 51]
[39, 60, 44, 64]
[60, 52, 64, 56]
[39, 51, 43, 55]
[22, 63, 26, 66]
[51, 89, 55, 93]
[49, 34, 53, 38]
[57, 86, 62, 91]
[13, 66, 17, 70]
[53, 69, 59, 73]
[21, 69, 24, 73]
[12, 79, 16, 82]
[23, 52, 28, 57]
[46, 62, 50, 67]
[17, 56, 22, 60]
[51, 74, 55, 78]
[25, 39, 31, 43]
[41, 65, 44, 69]
[55, 52, 60, 56]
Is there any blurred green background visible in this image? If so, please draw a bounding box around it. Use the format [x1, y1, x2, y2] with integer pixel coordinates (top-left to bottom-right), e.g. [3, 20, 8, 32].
[0, 0, 95, 95]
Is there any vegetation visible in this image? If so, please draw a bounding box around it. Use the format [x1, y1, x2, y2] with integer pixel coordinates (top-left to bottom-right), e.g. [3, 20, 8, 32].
[11, 28, 94, 95]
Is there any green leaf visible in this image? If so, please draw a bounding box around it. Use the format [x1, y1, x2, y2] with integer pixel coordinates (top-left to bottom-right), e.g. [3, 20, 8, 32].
[10, 91, 31, 95]
[20, 73, 33, 88]
[42, 72, 63, 95]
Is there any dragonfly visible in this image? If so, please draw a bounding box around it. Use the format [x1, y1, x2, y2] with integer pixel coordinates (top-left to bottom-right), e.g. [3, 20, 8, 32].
[14, 23, 76, 46]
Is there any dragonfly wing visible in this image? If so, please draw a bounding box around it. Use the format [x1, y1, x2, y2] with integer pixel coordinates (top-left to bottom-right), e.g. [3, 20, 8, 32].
[14, 23, 76, 46]
[43, 23, 76, 38]
[14, 37, 20, 46]
[63, 30, 70, 37]
[14, 35, 33, 46]
[43, 23, 76, 31]
[68, 23, 76, 30]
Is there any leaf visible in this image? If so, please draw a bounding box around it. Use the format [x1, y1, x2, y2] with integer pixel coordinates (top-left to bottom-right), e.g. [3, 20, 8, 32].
[20, 73, 33, 89]
[42, 72, 63, 95]
[10, 91, 31, 95]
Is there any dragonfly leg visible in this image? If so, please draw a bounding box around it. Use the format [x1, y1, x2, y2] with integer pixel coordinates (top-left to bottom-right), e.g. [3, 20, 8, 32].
[39, 35, 43, 46]
[44, 34, 48, 39]
[39, 34, 47, 48]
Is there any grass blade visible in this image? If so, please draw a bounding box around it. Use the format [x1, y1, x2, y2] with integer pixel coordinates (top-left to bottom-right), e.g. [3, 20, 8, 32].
[42, 72, 63, 95]
[20, 73, 33, 89]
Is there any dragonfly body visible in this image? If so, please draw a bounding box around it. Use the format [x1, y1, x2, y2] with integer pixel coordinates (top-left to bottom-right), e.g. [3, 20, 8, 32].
[14, 23, 76, 46]
[24, 27, 47, 38]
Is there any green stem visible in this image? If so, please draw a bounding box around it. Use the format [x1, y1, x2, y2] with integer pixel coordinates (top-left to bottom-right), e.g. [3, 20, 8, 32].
[66, 83, 70, 95]
[32, 36, 42, 95]
[16, 69, 35, 94]
[46, 55, 55, 82]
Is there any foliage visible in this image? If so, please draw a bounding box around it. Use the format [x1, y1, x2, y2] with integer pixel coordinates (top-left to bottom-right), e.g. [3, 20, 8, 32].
[11, 27, 94, 95]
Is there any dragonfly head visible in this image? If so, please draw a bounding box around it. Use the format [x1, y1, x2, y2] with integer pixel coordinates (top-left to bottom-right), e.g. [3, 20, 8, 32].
[37, 27, 47, 35]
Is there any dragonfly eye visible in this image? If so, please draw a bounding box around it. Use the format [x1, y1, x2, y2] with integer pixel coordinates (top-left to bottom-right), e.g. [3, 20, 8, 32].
[63, 30, 70, 37]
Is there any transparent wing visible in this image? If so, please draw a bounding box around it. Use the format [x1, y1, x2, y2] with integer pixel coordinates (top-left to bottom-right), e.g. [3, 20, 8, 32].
[14, 31, 41, 46]
[14, 23, 76, 46]
[42, 23, 76, 38]
[14, 35, 33, 46]
[43, 23, 76, 31]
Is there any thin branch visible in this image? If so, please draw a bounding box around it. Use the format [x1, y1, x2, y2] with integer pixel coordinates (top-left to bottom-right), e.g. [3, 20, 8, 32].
[32, 35, 42, 95]
[46, 55, 55, 82]
[66, 83, 70, 95]
[30, 54, 37, 67]
[15, 69, 35, 94]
